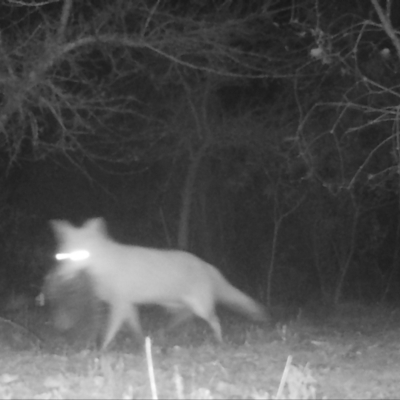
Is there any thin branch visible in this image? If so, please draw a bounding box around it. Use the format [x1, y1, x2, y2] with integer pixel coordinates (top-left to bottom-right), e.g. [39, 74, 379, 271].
[7, 0, 60, 6]
[370, 0, 400, 60]
[57, 0, 73, 44]
[142, 0, 162, 37]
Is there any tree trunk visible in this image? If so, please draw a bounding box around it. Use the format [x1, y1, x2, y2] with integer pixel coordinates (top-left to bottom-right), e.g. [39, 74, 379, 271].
[177, 145, 206, 250]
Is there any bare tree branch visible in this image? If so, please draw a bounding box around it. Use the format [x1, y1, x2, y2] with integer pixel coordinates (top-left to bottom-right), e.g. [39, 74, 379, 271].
[0, 1, 314, 165]
[370, 0, 400, 60]
[56, 0, 72, 44]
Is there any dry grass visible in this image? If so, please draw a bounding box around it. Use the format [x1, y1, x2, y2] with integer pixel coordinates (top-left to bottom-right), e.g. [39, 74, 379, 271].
[0, 302, 399, 398]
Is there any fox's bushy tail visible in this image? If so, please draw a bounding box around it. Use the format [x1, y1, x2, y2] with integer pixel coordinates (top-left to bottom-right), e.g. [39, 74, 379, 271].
[212, 268, 266, 321]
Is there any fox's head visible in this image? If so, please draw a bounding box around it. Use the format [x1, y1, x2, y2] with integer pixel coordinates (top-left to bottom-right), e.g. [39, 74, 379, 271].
[43, 218, 105, 335]
[51, 217, 107, 274]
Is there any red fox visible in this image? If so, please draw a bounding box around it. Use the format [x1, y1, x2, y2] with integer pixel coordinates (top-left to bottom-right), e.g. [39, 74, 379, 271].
[47, 217, 266, 350]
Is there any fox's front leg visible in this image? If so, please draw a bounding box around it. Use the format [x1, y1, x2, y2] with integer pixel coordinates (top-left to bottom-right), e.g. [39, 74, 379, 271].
[101, 301, 144, 350]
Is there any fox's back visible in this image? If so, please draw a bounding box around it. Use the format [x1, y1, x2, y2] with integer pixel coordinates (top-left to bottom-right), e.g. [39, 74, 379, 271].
[86, 239, 218, 304]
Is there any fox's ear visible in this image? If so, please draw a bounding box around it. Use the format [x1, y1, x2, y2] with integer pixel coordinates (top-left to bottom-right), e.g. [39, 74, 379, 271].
[83, 217, 107, 233]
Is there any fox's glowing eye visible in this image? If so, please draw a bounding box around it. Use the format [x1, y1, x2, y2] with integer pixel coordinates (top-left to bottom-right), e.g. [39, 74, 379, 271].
[56, 250, 90, 261]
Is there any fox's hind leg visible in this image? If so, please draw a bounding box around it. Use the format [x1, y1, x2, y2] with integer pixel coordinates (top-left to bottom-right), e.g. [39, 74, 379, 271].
[203, 310, 222, 342]
[185, 298, 223, 343]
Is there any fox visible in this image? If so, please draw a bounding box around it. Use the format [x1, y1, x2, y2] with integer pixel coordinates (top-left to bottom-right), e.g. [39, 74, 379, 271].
[46, 217, 266, 350]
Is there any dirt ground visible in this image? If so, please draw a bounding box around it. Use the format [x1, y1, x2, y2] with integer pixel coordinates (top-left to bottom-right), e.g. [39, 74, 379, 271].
[0, 303, 399, 399]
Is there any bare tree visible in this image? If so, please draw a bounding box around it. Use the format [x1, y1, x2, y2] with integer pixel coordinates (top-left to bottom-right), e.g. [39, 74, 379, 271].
[0, 0, 304, 166]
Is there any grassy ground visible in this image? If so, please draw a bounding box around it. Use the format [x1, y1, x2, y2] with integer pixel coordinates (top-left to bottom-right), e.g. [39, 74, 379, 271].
[0, 302, 399, 399]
